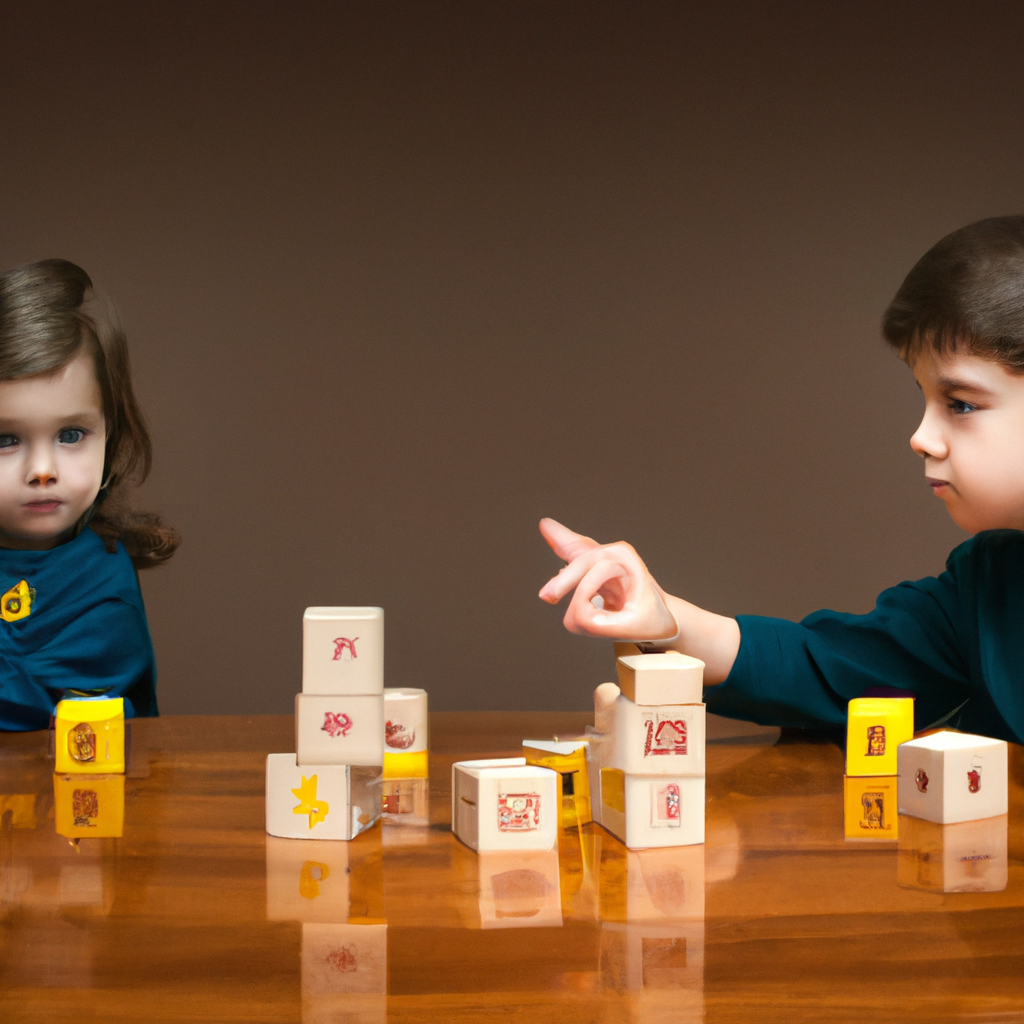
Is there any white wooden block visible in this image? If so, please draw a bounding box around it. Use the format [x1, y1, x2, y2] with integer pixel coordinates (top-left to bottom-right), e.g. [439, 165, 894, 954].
[266, 754, 381, 840]
[303, 607, 384, 695]
[616, 653, 705, 706]
[302, 922, 387, 995]
[897, 731, 1008, 824]
[451, 759, 559, 852]
[596, 770, 704, 849]
[266, 836, 351, 922]
[609, 696, 706, 776]
[476, 849, 562, 929]
[296, 694, 384, 767]
[383, 687, 428, 754]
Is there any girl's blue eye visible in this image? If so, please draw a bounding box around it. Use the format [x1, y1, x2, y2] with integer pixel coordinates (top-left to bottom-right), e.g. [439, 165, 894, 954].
[58, 428, 86, 444]
[0, 435, 17, 449]
[949, 399, 977, 414]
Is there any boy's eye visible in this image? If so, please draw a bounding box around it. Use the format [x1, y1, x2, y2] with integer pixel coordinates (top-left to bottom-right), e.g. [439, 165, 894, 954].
[949, 399, 977, 414]
[0, 435, 17, 449]
[57, 428, 86, 444]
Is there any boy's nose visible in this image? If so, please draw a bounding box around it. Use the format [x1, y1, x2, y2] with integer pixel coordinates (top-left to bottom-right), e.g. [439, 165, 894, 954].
[910, 410, 947, 460]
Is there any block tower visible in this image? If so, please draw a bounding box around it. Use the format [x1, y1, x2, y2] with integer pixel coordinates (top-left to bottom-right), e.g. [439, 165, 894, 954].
[266, 607, 384, 841]
[588, 649, 706, 848]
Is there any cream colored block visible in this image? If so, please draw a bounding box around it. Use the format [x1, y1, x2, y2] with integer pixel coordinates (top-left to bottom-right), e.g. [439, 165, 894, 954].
[897, 731, 1008, 824]
[476, 849, 562, 929]
[610, 696, 706, 776]
[452, 759, 559, 852]
[302, 922, 387, 995]
[266, 754, 381, 841]
[296, 693, 384, 767]
[383, 687, 427, 753]
[616, 653, 704, 706]
[897, 813, 1008, 893]
[302, 607, 384, 695]
[266, 836, 351, 921]
[598, 769, 704, 849]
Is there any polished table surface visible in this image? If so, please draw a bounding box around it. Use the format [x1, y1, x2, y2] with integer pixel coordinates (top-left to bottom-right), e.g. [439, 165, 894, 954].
[1, 712, 1022, 1023]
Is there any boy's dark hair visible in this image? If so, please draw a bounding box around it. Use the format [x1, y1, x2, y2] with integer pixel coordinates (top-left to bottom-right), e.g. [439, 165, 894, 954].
[883, 215, 1024, 372]
[0, 259, 180, 568]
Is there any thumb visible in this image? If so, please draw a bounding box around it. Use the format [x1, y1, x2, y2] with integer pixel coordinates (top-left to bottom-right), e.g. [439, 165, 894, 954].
[539, 518, 599, 561]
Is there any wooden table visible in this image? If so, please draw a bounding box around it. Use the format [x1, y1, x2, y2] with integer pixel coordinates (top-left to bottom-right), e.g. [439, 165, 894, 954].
[0, 712, 1022, 1023]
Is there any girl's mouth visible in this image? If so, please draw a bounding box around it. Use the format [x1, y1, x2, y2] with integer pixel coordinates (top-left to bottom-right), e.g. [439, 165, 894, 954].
[24, 500, 62, 513]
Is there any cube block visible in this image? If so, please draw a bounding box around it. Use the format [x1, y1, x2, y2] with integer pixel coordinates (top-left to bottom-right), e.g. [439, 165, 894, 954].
[54, 697, 125, 774]
[452, 759, 559, 852]
[266, 836, 351, 922]
[897, 730, 1008, 824]
[53, 773, 125, 839]
[615, 652, 704, 706]
[302, 607, 384, 695]
[266, 754, 381, 840]
[522, 738, 591, 826]
[595, 768, 704, 849]
[296, 693, 384, 767]
[897, 813, 1008, 893]
[843, 775, 898, 839]
[608, 696, 706, 776]
[383, 688, 428, 779]
[845, 697, 914, 776]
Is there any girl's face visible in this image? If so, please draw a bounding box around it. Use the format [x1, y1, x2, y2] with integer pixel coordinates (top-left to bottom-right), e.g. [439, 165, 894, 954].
[0, 348, 106, 550]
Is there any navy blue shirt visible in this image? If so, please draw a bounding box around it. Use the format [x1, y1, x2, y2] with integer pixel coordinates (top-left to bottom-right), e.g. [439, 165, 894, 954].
[0, 527, 156, 731]
[706, 530, 1024, 744]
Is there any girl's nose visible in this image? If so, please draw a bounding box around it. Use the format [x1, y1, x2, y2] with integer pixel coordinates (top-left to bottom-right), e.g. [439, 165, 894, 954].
[26, 445, 57, 485]
[910, 407, 948, 460]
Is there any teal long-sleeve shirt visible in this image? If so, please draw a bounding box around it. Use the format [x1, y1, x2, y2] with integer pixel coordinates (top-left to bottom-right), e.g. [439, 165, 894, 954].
[705, 529, 1024, 744]
[0, 527, 157, 731]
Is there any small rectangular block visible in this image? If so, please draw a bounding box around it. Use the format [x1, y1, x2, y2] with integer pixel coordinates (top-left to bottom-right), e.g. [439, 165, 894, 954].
[451, 759, 559, 852]
[266, 754, 381, 841]
[303, 607, 384, 695]
[54, 773, 125, 839]
[597, 769, 704, 849]
[609, 696, 706, 776]
[54, 698, 125, 774]
[383, 687, 428, 779]
[616, 653, 704, 706]
[897, 813, 1008, 893]
[843, 775, 898, 840]
[845, 697, 914, 776]
[897, 730, 1008, 824]
[266, 836, 351, 922]
[296, 693, 384, 767]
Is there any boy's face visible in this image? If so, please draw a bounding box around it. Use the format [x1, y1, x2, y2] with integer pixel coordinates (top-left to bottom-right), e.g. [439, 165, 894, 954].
[0, 348, 106, 550]
[910, 348, 1024, 533]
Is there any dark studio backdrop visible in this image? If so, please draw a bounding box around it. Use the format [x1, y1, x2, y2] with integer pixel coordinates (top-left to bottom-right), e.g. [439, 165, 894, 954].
[0, 2, 1017, 713]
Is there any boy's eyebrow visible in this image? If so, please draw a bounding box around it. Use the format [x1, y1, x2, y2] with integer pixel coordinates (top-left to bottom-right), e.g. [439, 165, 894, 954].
[936, 374, 995, 396]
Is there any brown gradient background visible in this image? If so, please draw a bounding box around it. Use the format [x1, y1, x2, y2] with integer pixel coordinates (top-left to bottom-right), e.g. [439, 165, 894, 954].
[0, 2, 1019, 713]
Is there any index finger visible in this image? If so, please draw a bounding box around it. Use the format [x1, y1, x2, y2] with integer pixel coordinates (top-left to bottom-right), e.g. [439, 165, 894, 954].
[539, 517, 600, 562]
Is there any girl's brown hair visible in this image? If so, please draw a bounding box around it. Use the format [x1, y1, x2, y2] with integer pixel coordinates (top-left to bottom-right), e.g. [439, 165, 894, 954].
[0, 259, 179, 568]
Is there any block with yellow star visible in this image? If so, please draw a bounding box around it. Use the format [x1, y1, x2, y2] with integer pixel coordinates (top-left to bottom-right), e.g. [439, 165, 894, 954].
[265, 753, 382, 841]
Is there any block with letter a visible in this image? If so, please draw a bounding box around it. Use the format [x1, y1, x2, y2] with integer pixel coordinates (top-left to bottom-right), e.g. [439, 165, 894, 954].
[302, 607, 384, 695]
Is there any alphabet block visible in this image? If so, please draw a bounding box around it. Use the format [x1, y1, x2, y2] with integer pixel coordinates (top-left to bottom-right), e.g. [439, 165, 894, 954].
[608, 696, 706, 776]
[595, 769, 704, 849]
[383, 687, 428, 779]
[266, 836, 351, 922]
[266, 754, 381, 840]
[53, 773, 125, 839]
[845, 697, 914, 776]
[615, 653, 704, 706]
[451, 759, 559, 852]
[897, 813, 1008, 893]
[296, 693, 384, 767]
[897, 730, 1008, 824]
[843, 775, 898, 840]
[54, 697, 125, 774]
[302, 607, 384, 695]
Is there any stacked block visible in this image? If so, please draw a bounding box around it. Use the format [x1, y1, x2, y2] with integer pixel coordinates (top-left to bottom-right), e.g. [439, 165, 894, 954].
[843, 697, 913, 840]
[266, 607, 384, 841]
[382, 687, 429, 825]
[589, 652, 706, 849]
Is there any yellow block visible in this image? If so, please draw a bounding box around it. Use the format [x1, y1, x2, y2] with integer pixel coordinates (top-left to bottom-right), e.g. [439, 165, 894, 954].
[54, 697, 126, 774]
[383, 749, 429, 780]
[845, 697, 914, 776]
[54, 773, 125, 838]
[843, 775, 898, 839]
[523, 741, 592, 827]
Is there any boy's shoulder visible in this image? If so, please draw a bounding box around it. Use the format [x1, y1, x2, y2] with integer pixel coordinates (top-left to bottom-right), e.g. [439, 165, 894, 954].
[945, 530, 1024, 599]
[947, 529, 1024, 568]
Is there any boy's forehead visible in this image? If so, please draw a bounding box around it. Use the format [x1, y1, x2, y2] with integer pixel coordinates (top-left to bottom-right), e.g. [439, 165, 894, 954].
[910, 348, 1017, 387]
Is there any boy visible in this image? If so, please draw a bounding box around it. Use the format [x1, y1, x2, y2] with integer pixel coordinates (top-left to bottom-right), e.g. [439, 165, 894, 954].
[539, 215, 1024, 745]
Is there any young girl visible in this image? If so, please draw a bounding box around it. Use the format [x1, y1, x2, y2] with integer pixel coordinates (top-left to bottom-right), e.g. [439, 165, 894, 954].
[0, 259, 179, 730]
[539, 215, 1024, 745]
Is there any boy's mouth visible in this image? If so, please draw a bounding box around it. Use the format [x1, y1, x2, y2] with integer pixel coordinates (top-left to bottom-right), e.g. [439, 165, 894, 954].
[925, 476, 950, 495]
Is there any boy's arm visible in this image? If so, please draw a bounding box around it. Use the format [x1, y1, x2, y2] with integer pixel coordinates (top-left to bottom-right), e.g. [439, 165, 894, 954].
[537, 518, 740, 684]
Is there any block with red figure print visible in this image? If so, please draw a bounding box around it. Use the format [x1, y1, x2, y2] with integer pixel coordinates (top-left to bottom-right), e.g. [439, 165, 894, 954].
[296, 693, 384, 767]
[382, 687, 428, 781]
[302, 607, 384, 695]
[897, 730, 1008, 824]
[596, 768, 705, 849]
[615, 652, 705, 706]
[607, 695, 706, 776]
[845, 697, 914, 776]
[266, 754, 381, 841]
[451, 758, 559, 852]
